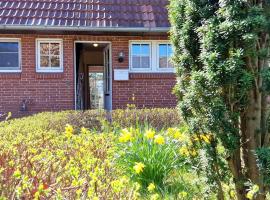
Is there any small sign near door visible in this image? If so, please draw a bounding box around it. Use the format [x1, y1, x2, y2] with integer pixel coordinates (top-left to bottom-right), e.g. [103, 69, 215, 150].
[114, 69, 129, 81]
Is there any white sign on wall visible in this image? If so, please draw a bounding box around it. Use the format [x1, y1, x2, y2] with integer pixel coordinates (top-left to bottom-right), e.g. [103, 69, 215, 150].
[114, 69, 129, 81]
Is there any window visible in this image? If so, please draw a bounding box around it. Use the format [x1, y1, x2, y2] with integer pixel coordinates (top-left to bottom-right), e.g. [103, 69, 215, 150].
[158, 44, 173, 69]
[0, 39, 20, 72]
[130, 43, 151, 70]
[129, 41, 174, 72]
[36, 39, 63, 72]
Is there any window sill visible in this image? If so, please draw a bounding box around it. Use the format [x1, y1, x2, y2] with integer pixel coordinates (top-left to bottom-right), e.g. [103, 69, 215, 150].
[36, 70, 64, 73]
[129, 70, 175, 74]
[0, 70, 22, 73]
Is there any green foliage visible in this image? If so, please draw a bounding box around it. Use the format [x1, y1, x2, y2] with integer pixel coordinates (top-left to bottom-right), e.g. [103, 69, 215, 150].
[0, 113, 136, 199]
[169, 0, 270, 198]
[111, 108, 181, 130]
[0, 110, 213, 199]
[116, 126, 209, 199]
[169, 0, 270, 137]
[116, 128, 183, 193]
[66, 108, 181, 131]
[256, 148, 270, 186]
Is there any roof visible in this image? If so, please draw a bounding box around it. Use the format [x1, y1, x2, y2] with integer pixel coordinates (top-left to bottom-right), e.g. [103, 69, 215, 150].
[0, 0, 170, 32]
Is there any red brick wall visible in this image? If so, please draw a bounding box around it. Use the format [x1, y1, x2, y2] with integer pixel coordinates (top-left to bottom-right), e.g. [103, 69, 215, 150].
[0, 33, 177, 117]
[113, 73, 176, 109]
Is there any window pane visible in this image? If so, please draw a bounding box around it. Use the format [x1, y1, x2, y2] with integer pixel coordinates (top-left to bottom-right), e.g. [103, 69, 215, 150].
[50, 43, 60, 55]
[40, 43, 49, 55]
[51, 56, 60, 68]
[0, 53, 19, 68]
[168, 45, 173, 68]
[159, 56, 167, 68]
[168, 45, 173, 57]
[168, 60, 174, 68]
[40, 56, 50, 67]
[159, 44, 167, 57]
[0, 42, 18, 53]
[141, 44, 150, 55]
[132, 56, 140, 68]
[132, 44, 140, 55]
[141, 56, 150, 68]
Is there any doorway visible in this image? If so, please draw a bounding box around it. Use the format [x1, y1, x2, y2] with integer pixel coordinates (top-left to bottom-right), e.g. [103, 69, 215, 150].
[74, 42, 112, 110]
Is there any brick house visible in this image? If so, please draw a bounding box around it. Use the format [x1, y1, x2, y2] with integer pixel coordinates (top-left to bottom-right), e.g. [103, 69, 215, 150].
[0, 0, 176, 117]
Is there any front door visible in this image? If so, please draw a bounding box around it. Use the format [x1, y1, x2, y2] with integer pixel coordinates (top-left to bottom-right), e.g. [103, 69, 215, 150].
[103, 45, 112, 110]
[75, 42, 112, 110]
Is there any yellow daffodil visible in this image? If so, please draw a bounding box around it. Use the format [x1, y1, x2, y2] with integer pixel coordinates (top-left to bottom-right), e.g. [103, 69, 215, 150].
[145, 129, 155, 139]
[65, 124, 73, 138]
[119, 128, 133, 143]
[200, 134, 211, 143]
[246, 190, 254, 199]
[246, 184, 259, 199]
[147, 183, 156, 192]
[154, 135, 165, 145]
[193, 135, 200, 141]
[167, 128, 183, 140]
[252, 184, 259, 193]
[229, 190, 236, 198]
[179, 146, 189, 156]
[150, 193, 159, 200]
[133, 162, 145, 174]
[80, 127, 89, 134]
[167, 127, 177, 137]
[179, 191, 188, 198]
[190, 149, 197, 157]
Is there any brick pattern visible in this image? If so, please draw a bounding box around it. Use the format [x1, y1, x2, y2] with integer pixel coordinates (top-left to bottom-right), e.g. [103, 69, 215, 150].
[0, 33, 177, 117]
[113, 74, 177, 109]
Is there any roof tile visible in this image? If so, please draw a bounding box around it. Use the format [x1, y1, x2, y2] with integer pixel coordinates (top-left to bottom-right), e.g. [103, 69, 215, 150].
[0, 0, 170, 29]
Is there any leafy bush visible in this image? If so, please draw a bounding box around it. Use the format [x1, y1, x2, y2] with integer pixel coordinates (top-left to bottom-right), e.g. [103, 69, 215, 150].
[257, 148, 270, 186]
[4, 108, 180, 132]
[0, 116, 138, 199]
[110, 108, 181, 130]
[0, 109, 199, 199]
[116, 126, 205, 199]
[65, 108, 180, 131]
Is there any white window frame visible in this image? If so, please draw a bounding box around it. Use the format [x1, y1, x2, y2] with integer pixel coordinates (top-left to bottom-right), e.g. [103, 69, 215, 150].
[0, 38, 21, 73]
[36, 38, 63, 73]
[157, 42, 174, 71]
[129, 41, 152, 71]
[129, 40, 174, 73]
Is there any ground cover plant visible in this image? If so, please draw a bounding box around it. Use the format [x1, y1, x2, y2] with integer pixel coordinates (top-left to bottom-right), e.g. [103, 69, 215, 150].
[5, 109, 267, 199]
[0, 114, 136, 199]
[0, 109, 209, 199]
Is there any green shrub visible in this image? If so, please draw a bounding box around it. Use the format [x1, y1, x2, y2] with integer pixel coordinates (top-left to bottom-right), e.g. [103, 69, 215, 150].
[115, 126, 199, 199]
[4, 108, 180, 132]
[0, 117, 138, 199]
[256, 148, 270, 186]
[0, 109, 187, 199]
[65, 110, 106, 132]
[110, 108, 181, 130]
[65, 108, 180, 131]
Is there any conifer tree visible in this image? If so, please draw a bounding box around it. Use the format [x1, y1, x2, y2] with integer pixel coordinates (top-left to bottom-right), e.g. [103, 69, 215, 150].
[170, 0, 270, 199]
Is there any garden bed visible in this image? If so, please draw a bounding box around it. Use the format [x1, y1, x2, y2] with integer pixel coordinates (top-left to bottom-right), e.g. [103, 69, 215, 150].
[0, 109, 208, 199]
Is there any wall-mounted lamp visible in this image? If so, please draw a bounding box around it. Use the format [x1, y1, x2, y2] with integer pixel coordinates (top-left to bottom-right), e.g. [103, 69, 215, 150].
[118, 52, 125, 63]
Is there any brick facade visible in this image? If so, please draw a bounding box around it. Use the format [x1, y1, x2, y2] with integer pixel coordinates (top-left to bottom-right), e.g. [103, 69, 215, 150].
[0, 33, 177, 117]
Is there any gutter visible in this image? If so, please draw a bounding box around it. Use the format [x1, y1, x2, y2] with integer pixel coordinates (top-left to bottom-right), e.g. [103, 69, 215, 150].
[0, 25, 170, 33]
